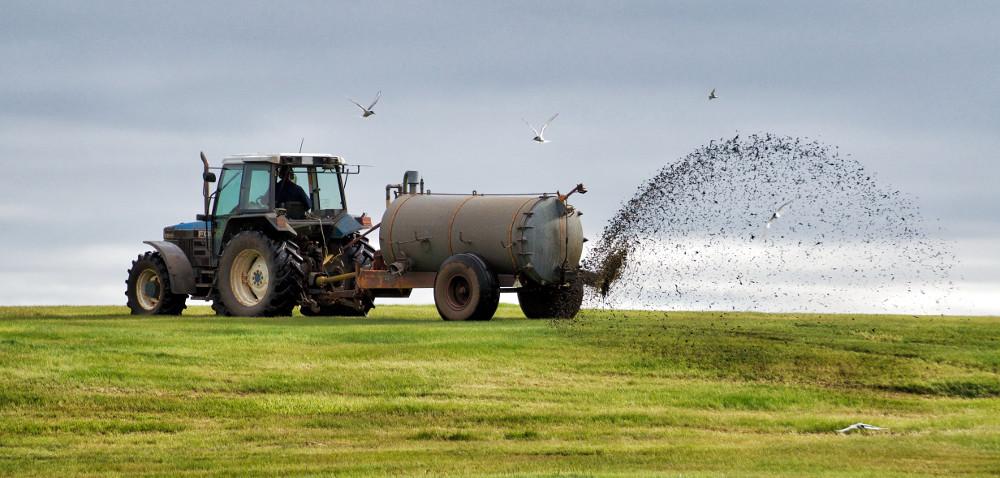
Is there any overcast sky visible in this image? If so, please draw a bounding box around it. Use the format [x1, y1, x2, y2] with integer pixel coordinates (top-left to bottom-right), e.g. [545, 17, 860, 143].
[1, 1, 997, 313]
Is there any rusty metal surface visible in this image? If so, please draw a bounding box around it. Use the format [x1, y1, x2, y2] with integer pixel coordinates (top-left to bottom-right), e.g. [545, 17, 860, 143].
[356, 270, 516, 291]
[143, 241, 196, 294]
[379, 194, 584, 286]
[357, 270, 437, 289]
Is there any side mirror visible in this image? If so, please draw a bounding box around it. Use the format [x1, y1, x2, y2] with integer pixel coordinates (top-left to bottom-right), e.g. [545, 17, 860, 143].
[203, 172, 217, 182]
[196, 214, 214, 221]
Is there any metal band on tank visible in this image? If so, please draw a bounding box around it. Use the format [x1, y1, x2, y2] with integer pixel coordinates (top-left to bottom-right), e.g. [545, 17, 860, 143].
[386, 194, 418, 262]
[506, 197, 538, 273]
[446, 195, 478, 256]
[559, 204, 567, 265]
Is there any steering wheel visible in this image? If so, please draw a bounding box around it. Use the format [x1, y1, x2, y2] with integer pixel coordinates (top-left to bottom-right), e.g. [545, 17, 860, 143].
[248, 192, 268, 209]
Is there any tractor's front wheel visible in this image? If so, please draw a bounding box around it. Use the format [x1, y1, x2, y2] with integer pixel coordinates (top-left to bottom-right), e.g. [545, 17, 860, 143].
[126, 252, 187, 315]
[213, 232, 304, 317]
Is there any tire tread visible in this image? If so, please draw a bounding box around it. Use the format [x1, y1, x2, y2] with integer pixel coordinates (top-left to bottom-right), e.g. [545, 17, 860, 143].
[125, 251, 188, 315]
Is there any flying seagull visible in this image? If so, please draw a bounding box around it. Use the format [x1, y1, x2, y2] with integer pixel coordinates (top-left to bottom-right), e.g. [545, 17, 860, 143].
[523, 113, 559, 143]
[709, 88, 718, 100]
[349, 91, 381, 118]
[837, 423, 886, 434]
[765, 199, 794, 229]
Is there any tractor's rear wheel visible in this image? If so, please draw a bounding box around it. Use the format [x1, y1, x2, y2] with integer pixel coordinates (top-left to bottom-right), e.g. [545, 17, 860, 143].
[213, 231, 304, 317]
[433, 253, 499, 321]
[126, 252, 187, 315]
[517, 276, 584, 319]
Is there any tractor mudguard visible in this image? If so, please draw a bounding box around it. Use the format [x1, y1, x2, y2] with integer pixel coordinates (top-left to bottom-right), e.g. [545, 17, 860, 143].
[226, 214, 297, 237]
[266, 214, 298, 235]
[332, 214, 364, 238]
[143, 241, 196, 294]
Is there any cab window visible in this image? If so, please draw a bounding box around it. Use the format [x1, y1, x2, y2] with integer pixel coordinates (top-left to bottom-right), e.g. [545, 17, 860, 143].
[242, 164, 272, 211]
[214, 167, 243, 216]
[315, 168, 345, 211]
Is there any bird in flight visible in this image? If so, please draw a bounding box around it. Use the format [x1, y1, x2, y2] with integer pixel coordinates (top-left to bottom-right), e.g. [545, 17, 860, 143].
[524, 113, 559, 143]
[765, 199, 795, 229]
[837, 423, 886, 434]
[709, 88, 718, 100]
[349, 91, 381, 118]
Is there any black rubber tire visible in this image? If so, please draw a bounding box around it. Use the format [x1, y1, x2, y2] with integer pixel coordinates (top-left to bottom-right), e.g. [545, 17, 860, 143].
[210, 290, 231, 316]
[433, 254, 500, 321]
[213, 231, 304, 317]
[300, 234, 376, 317]
[517, 276, 584, 319]
[126, 252, 188, 315]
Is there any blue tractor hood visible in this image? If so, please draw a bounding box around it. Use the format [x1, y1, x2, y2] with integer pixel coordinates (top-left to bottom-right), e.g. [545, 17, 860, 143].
[164, 217, 363, 239]
[170, 221, 210, 231]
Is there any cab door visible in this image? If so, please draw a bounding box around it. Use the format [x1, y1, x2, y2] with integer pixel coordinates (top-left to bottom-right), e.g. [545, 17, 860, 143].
[240, 164, 273, 212]
[212, 166, 244, 256]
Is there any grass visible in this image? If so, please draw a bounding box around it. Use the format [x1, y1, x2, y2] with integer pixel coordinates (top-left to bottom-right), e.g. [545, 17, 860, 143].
[0, 305, 998, 477]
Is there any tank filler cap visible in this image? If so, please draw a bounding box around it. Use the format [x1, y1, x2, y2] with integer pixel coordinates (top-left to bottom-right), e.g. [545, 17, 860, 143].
[403, 170, 421, 194]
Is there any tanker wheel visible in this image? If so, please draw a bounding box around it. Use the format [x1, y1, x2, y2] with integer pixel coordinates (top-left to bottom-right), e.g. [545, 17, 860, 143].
[126, 251, 188, 315]
[517, 276, 584, 319]
[434, 254, 500, 321]
[213, 231, 304, 317]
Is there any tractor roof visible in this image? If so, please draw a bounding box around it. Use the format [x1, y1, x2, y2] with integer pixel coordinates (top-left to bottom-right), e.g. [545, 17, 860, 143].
[222, 153, 345, 167]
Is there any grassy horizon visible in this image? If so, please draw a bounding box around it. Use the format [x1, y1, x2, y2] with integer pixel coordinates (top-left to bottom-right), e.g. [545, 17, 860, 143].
[1, 305, 998, 476]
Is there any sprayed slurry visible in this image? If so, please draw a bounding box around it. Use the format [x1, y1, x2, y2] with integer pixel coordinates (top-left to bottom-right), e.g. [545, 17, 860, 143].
[583, 133, 955, 314]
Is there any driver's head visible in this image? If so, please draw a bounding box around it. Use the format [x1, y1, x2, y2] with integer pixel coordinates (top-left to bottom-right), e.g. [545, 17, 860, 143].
[278, 166, 293, 181]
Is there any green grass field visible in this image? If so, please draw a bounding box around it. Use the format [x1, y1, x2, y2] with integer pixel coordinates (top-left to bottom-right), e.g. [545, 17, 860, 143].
[1, 305, 998, 477]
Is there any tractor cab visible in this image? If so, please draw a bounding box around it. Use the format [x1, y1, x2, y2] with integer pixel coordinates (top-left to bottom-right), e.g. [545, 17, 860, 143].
[207, 154, 368, 254]
[216, 154, 347, 219]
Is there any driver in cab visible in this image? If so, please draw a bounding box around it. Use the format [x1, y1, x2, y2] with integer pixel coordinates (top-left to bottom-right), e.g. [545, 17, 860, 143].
[275, 166, 312, 216]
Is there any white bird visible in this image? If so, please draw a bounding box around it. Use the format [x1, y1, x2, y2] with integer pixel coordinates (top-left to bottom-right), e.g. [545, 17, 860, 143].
[765, 199, 794, 229]
[837, 423, 886, 434]
[709, 88, 718, 100]
[349, 91, 381, 118]
[523, 113, 559, 143]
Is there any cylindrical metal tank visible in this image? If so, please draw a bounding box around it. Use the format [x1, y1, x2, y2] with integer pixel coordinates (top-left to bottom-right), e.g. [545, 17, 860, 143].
[379, 194, 584, 286]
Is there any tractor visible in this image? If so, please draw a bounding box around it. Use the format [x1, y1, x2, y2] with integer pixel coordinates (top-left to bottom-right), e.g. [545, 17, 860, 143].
[126, 152, 587, 320]
[126, 153, 380, 317]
